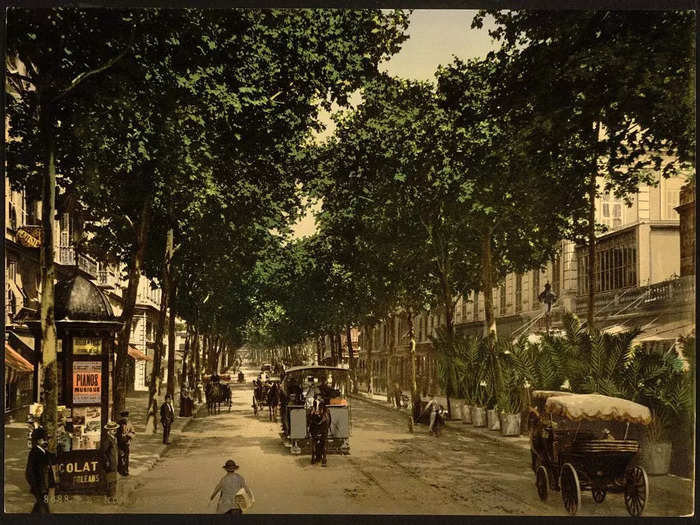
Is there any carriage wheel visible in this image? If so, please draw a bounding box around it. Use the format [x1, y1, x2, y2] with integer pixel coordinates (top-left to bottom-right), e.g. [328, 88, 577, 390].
[560, 463, 581, 516]
[535, 465, 549, 501]
[624, 466, 648, 517]
[592, 488, 606, 503]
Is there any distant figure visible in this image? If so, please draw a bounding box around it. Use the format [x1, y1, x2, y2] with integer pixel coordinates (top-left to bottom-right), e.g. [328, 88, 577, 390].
[538, 282, 557, 333]
[25, 427, 54, 513]
[538, 282, 557, 315]
[101, 421, 119, 496]
[393, 382, 402, 409]
[160, 393, 176, 445]
[420, 393, 442, 436]
[210, 459, 253, 515]
[117, 411, 136, 476]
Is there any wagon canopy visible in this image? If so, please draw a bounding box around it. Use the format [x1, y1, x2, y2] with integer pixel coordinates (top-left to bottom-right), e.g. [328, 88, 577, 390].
[531, 390, 575, 400]
[545, 393, 652, 425]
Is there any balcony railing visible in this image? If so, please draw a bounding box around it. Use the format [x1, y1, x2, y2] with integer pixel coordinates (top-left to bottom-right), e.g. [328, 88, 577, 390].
[56, 246, 98, 278]
[576, 275, 695, 317]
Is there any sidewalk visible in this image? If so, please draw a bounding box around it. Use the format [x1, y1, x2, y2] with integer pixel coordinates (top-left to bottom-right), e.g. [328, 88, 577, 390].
[4, 389, 208, 513]
[350, 391, 530, 451]
[351, 390, 694, 515]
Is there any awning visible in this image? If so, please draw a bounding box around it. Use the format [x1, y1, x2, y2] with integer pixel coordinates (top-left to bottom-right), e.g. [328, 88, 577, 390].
[128, 345, 153, 362]
[5, 342, 34, 384]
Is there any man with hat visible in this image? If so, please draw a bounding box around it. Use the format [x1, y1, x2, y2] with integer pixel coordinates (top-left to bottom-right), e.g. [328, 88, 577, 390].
[117, 412, 135, 476]
[101, 421, 119, 497]
[25, 427, 55, 513]
[160, 393, 176, 445]
[210, 459, 253, 514]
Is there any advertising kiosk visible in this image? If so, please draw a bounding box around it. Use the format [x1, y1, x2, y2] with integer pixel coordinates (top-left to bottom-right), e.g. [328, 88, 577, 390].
[26, 274, 121, 496]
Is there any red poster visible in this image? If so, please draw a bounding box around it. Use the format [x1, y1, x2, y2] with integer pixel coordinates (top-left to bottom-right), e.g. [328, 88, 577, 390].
[73, 361, 102, 404]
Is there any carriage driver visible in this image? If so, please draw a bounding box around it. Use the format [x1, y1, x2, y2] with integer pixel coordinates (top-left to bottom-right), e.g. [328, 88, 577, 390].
[304, 376, 319, 410]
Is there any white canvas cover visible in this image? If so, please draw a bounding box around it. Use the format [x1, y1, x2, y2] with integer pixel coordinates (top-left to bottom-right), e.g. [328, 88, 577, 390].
[545, 393, 652, 425]
[531, 390, 575, 400]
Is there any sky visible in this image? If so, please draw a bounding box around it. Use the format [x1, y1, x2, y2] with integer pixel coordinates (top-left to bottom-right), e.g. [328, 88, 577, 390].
[291, 9, 499, 238]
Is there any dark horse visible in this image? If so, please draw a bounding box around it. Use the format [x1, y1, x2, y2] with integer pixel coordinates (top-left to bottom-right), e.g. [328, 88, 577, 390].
[205, 380, 232, 415]
[267, 382, 280, 422]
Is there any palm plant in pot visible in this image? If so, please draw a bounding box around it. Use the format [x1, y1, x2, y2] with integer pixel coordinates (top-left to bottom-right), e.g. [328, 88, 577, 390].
[617, 340, 691, 476]
[496, 343, 524, 436]
[457, 336, 482, 424]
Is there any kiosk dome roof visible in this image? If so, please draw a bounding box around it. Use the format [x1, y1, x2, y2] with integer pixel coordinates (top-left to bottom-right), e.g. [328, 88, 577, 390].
[54, 274, 116, 322]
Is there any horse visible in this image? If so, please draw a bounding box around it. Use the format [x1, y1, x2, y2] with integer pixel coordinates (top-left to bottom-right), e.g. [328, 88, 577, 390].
[267, 382, 280, 422]
[206, 381, 225, 415]
[220, 383, 232, 412]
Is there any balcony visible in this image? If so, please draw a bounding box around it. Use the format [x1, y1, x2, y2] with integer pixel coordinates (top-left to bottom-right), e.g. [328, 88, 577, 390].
[575, 275, 695, 318]
[97, 266, 119, 289]
[56, 246, 98, 278]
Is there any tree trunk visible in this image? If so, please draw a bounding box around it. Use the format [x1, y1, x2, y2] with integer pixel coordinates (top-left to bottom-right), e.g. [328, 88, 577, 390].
[367, 325, 374, 394]
[114, 196, 152, 421]
[587, 168, 598, 330]
[181, 328, 190, 391]
[346, 325, 357, 394]
[193, 327, 200, 384]
[481, 229, 497, 338]
[407, 310, 420, 424]
[39, 101, 58, 455]
[481, 228, 504, 401]
[386, 316, 394, 403]
[166, 276, 176, 398]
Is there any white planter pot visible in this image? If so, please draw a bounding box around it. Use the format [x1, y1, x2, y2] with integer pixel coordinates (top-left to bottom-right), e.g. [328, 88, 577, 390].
[642, 441, 672, 475]
[500, 413, 521, 437]
[461, 403, 472, 424]
[487, 409, 501, 431]
[471, 406, 486, 427]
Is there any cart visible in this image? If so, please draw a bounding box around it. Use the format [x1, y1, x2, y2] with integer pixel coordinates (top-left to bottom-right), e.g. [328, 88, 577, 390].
[279, 365, 351, 455]
[529, 392, 651, 516]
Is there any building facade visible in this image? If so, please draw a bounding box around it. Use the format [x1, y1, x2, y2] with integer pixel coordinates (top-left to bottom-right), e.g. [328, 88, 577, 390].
[356, 172, 695, 398]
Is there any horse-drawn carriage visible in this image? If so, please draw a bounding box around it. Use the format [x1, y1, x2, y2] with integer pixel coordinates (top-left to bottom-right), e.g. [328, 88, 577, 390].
[252, 376, 281, 421]
[528, 391, 651, 516]
[279, 365, 351, 455]
[203, 373, 232, 415]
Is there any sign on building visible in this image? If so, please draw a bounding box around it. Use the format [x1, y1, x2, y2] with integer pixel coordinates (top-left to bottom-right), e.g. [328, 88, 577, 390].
[56, 450, 106, 494]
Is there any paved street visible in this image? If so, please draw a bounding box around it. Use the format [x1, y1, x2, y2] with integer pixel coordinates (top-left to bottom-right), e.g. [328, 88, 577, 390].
[6, 365, 689, 516]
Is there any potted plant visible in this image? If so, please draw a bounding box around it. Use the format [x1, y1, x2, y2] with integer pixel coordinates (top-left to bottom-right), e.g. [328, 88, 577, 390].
[641, 409, 673, 475]
[471, 381, 489, 427]
[496, 360, 523, 437]
[458, 336, 482, 424]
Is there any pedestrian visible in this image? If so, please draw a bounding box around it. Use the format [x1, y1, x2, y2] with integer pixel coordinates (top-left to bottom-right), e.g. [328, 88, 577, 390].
[210, 459, 254, 515]
[116, 415, 135, 476]
[421, 393, 441, 436]
[101, 421, 119, 497]
[393, 382, 402, 409]
[309, 399, 332, 467]
[160, 393, 176, 445]
[25, 427, 55, 513]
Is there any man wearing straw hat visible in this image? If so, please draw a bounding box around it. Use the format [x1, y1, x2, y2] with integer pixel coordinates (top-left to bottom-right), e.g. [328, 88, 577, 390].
[101, 421, 119, 497]
[210, 459, 253, 515]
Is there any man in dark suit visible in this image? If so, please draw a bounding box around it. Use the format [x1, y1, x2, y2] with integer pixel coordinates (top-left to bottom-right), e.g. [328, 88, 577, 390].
[25, 428, 55, 513]
[160, 393, 176, 444]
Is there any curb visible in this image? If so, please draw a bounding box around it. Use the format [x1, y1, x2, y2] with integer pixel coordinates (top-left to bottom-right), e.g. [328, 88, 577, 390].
[350, 393, 529, 452]
[115, 401, 209, 506]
